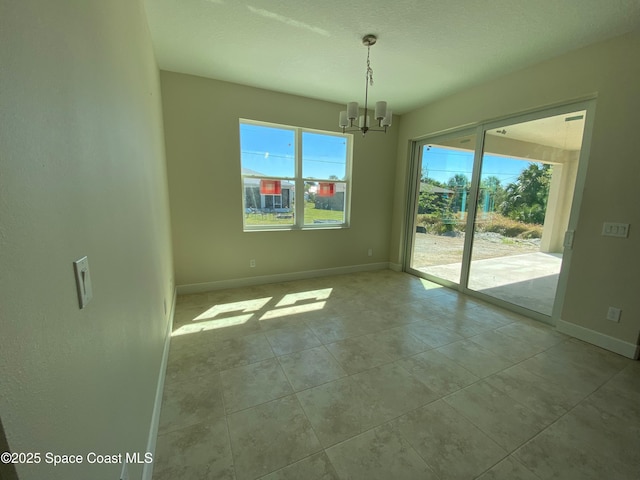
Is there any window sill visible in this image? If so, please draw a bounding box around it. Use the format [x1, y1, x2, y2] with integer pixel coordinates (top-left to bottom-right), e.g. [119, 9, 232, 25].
[243, 224, 350, 232]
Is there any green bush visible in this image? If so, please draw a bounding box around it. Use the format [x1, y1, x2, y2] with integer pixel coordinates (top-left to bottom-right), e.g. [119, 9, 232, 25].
[416, 213, 466, 235]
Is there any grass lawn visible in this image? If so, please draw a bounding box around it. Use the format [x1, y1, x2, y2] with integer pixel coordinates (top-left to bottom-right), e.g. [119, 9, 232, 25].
[245, 202, 344, 226]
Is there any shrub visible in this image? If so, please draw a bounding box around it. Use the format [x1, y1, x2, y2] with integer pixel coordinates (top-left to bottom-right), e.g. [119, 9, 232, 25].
[475, 213, 542, 238]
[417, 212, 543, 238]
[521, 229, 542, 239]
[416, 212, 466, 235]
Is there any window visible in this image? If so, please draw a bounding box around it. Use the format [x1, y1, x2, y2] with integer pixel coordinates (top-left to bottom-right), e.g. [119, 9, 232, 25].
[240, 119, 352, 231]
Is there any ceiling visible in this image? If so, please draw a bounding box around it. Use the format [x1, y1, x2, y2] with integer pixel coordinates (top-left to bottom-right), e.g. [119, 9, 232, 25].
[144, 0, 640, 114]
[486, 110, 586, 151]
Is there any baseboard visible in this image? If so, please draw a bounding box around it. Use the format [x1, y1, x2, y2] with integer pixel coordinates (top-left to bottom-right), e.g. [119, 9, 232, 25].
[177, 262, 391, 294]
[142, 288, 176, 480]
[389, 262, 403, 272]
[556, 319, 639, 359]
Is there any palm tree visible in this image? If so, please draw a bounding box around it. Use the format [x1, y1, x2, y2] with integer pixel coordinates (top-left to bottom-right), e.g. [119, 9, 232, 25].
[500, 163, 552, 224]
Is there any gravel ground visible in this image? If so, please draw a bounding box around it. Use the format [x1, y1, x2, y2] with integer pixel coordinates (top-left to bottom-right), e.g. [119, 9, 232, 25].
[411, 232, 540, 266]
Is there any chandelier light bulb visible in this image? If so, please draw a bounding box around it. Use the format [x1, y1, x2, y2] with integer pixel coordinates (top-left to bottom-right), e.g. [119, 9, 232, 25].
[375, 101, 387, 121]
[347, 102, 359, 120]
[382, 109, 392, 127]
[339, 111, 349, 127]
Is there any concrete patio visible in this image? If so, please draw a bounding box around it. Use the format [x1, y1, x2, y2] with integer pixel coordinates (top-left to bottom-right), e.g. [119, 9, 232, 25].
[416, 252, 563, 316]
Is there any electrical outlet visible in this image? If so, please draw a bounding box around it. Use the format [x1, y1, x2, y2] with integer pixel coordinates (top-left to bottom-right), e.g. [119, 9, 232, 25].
[367, 248, 373, 257]
[606, 306, 622, 323]
[249, 259, 256, 268]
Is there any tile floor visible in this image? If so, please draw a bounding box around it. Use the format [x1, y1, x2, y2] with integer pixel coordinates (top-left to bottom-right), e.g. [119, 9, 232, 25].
[152, 270, 639, 480]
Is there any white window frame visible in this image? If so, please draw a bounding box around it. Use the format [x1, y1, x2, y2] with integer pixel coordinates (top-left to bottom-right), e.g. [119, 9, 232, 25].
[240, 119, 353, 231]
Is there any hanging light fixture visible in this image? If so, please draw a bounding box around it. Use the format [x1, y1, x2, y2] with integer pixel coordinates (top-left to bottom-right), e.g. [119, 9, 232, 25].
[339, 34, 392, 136]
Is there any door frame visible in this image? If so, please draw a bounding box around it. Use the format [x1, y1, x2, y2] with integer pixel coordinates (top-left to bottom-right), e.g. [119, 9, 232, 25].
[403, 99, 597, 325]
[404, 126, 479, 289]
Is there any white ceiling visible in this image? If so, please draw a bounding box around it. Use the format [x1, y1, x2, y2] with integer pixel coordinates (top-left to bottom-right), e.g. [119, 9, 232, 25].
[486, 110, 586, 151]
[144, 0, 640, 114]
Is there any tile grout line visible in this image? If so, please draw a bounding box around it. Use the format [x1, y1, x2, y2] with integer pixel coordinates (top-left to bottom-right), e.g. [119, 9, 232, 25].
[471, 353, 631, 477]
[167, 272, 632, 480]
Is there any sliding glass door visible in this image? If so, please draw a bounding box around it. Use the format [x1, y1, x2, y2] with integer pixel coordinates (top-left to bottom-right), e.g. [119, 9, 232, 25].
[406, 102, 592, 319]
[408, 131, 476, 285]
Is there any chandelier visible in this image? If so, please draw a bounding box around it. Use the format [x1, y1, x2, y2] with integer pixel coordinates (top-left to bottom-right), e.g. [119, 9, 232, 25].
[339, 34, 392, 136]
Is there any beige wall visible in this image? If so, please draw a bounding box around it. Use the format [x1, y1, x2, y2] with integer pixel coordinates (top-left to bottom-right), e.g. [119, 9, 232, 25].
[391, 31, 640, 348]
[161, 71, 398, 288]
[480, 135, 579, 254]
[0, 1, 174, 479]
[542, 152, 579, 253]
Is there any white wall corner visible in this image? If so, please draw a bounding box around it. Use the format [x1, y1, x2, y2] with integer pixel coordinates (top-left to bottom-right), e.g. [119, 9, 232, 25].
[142, 287, 177, 480]
[556, 318, 640, 360]
[389, 262, 403, 272]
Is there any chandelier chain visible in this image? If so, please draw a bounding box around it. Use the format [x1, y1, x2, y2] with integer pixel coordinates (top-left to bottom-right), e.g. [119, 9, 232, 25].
[366, 46, 374, 86]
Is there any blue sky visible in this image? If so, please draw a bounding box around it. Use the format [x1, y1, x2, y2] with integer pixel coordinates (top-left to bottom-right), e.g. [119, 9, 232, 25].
[240, 125, 536, 186]
[240, 123, 347, 180]
[423, 146, 538, 186]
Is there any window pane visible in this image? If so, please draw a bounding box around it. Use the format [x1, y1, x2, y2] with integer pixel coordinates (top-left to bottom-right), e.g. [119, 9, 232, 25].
[244, 177, 295, 227]
[239, 120, 352, 231]
[240, 124, 295, 178]
[304, 182, 346, 225]
[409, 137, 476, 284]
[302, 132, 347, 180]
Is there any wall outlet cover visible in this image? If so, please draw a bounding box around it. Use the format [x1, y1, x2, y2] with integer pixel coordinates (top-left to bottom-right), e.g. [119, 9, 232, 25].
[606, 306, 622, 322]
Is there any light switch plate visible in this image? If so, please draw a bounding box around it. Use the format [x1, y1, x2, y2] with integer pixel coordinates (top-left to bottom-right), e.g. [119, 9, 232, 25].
[602, 222, 629, 238]
[73, 256, 93, 309]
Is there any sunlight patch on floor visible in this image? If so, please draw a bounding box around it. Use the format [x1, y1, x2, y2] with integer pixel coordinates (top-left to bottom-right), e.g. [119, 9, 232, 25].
[260, 301, 326, 322]
[172, 313, 253, 336]
[193, 297, 273, 321]
[276, 288, 332, 307]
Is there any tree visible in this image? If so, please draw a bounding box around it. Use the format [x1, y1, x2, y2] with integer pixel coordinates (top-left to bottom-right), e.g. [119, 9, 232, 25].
[447, 174, 470, 190]
[499, 163, 552, 224]
[481, 175, 502, 191]
[421, 168, 446, 186]
[446, 174, 470, 214]
[417, 176, 448, 214]
[479, 176, 504, 214]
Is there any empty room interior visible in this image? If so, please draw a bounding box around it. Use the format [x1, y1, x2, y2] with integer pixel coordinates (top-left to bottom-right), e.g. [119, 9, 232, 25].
[2, 1, 640, 479]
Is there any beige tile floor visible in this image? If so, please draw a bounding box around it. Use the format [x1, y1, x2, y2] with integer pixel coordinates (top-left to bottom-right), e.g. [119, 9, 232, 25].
[152, 270, 639, 480]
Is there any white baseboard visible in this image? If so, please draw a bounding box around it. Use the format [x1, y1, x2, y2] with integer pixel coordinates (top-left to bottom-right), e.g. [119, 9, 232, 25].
[142, 288, 176, 480]
[177, 262, 391, 294]
[389, 262, 403, 272]
[556, 319, 639, 359]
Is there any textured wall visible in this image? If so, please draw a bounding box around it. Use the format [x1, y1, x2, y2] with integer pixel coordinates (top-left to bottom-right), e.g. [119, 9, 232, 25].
[161, 71, 398, 287]
[0, 1, 174, 478]
[391, 31, 640, 348]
